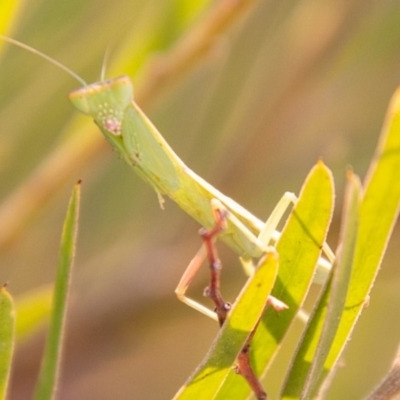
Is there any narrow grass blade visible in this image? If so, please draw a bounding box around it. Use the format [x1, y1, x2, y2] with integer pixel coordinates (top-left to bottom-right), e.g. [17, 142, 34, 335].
[33, 182, 81, 400]
[282, 85, 400, 399]
[0, 285, 15, 400]
[15, 285, 53, 343]
[318, 86, 400, 382]
[213, 161, 335, 399]
[173, 250, 279, 400]
[281, 171, 362, 399]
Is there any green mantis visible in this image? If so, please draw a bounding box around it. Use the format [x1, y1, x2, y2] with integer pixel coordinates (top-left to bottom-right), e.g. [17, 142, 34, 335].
[0, 35, 334, 322]
[0, 34, 337, 400]
[69, 75, 278, 258]
[69, 75, 335, 318]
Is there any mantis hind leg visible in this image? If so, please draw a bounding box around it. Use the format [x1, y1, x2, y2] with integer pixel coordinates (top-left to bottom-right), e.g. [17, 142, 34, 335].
[175, 199, 288, 321]
[174, 244, 219, 321]
[175, 204, 230, 323]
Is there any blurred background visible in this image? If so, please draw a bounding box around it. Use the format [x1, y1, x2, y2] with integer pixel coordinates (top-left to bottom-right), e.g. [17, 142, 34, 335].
[1, 0, 400, 399]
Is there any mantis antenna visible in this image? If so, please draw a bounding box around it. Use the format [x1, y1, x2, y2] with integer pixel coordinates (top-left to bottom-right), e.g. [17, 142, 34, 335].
[0, 35, 87, 86]
[100, 45, 111, 81]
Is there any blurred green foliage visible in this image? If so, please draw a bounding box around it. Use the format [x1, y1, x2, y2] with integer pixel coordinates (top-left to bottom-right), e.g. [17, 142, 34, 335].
[15, 285, 52, 342]
[1, 1, 400, 399]
[0, 285, 14, 400]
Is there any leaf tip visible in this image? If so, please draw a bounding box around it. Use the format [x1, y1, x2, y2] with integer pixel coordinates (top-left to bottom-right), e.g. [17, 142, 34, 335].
[314, 159, 334, 188]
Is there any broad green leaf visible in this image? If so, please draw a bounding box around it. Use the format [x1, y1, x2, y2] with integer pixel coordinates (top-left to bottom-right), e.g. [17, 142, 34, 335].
[281, 171, 362, 399]
[33, 182, 80, 400]
[318, 86, 400, 383]
[173, 250, 279, 400]
[0, 285, 15, 400]
[213, 161, 335, 399]
[15, 285, 53, 342]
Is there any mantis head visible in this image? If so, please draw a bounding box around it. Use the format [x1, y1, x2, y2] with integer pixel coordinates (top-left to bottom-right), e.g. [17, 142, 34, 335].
[69, 76, 133, 136]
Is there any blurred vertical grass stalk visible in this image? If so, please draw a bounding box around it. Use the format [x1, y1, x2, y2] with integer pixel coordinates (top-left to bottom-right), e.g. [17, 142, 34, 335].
[0, 182, 80, 400]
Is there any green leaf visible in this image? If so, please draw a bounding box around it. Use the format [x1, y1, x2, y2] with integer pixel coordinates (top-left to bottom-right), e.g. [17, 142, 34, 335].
[15, 285, 53, 343]
[33, 182, 81, 400]
[282, 84, 400, 399]
[0, 285, 15, 400]
[281, 171, 362, 399]
[321, 85, 400, 381]
[213, 161, 335, 399]
[173, 250, 279, 400]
